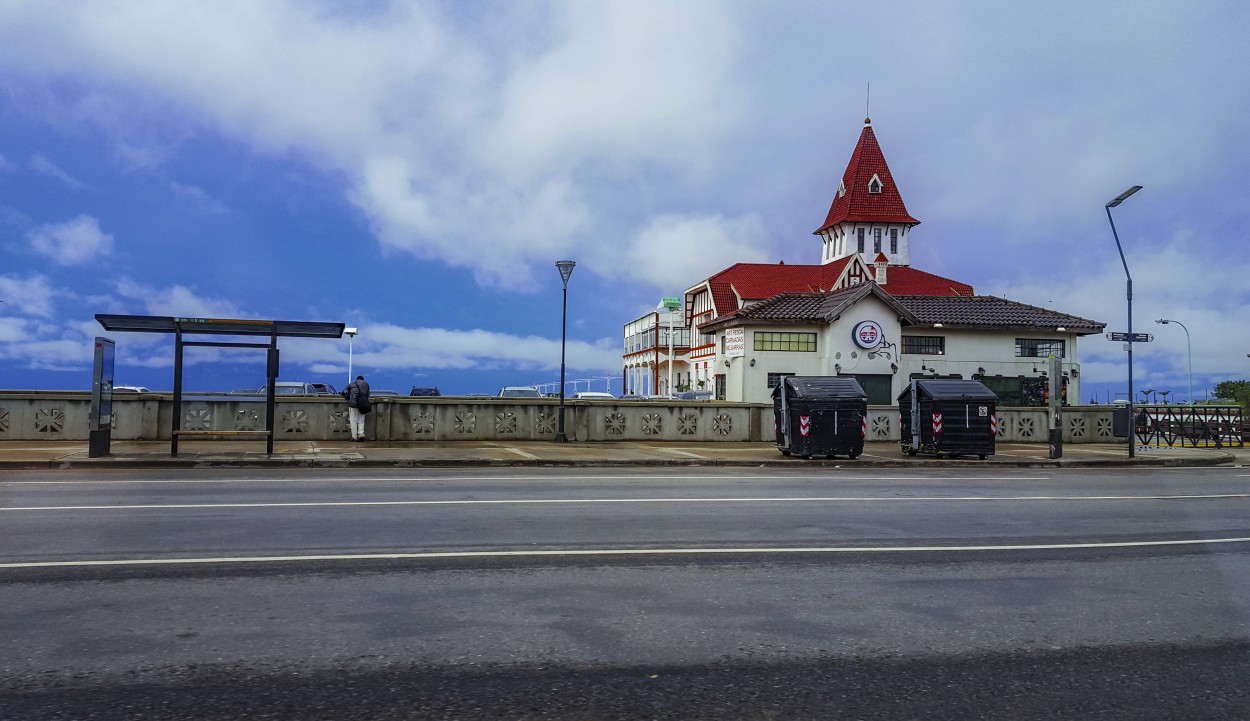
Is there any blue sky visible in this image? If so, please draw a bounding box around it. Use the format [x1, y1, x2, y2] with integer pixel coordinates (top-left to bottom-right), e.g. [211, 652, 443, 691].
[1, 0, 1248, 401]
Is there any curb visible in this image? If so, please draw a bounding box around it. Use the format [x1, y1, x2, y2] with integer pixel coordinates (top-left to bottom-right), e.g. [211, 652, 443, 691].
[1, 452, 1236, 471]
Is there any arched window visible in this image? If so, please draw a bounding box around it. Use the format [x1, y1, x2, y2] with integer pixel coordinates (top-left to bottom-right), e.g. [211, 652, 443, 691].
[868, 174, 883, 194]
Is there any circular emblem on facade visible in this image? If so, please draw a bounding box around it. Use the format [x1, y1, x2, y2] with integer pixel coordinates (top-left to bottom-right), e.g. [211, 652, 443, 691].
[852, 320, 883, 349]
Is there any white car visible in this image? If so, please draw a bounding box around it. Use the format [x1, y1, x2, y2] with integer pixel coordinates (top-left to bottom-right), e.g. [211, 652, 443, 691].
[498, 386, 543, 398]
[573, 391, 616, 400]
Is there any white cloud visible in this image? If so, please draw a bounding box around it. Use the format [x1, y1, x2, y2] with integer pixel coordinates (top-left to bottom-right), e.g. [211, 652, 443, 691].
[982, 230, 1250, 397]
[113, 279, 245, 318]
[617, 214, 772, 291]
[286, 323, 622, 376]
[28, 154, 87, 188]
[28, 215, 113, 265]
[0, 273, 56, 316]
[0, 0, 752, 289]
[0, 152, 13, 171]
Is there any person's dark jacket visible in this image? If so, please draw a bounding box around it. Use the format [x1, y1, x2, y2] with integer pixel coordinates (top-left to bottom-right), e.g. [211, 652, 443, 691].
[347, 379, 371, 409]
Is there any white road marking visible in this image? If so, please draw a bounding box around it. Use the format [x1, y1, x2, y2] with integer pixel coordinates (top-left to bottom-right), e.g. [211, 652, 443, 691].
[5, 536, 1250, 569]
[4, 493, 1249, 512]
[503, 447, 540, 461]
[0, 474, 1053, 485]
[662, 448, 708, 459]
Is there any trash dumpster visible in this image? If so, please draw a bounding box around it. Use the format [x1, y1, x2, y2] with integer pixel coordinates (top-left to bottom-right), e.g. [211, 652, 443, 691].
[772, 376, 868, 459]
[898, 378, 998, 459]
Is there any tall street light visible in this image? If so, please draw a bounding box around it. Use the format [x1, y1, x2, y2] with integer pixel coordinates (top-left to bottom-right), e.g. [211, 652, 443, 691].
[658, 296, 681, 396]
[1155, 318, 1192, 405]
[344, 327, 358, 386]
[1106, 185, 1142, 458]
[555, 260, 576, 443]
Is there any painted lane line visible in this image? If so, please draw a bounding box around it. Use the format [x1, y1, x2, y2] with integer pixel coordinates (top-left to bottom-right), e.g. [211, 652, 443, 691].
[662, 448, 708, 459]
[0, 474, 1053, 486]
[5, 536, 1250, 569]
[503, 448, 540, 461]
[5, 493, 1250, 512]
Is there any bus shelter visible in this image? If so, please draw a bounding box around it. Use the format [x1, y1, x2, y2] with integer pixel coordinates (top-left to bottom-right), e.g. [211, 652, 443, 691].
[95, 314, 345, 456]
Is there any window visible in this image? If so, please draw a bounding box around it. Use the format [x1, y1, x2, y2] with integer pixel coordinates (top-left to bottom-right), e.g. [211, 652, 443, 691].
[766, 372, 795, 389]
[857, 228, 865, 253]
[868, 175, 882, 193]
[902, 335, 945, 355]
[754, 332, 817, 352]
[873, 228, 882, 253]
[890, 228, 898, 253]
[838, 180, 846, 198]
[1015, 338, 1066, 358]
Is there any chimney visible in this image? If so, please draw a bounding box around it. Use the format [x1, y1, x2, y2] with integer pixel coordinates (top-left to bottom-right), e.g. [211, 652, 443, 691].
[873, 252, 889, 285]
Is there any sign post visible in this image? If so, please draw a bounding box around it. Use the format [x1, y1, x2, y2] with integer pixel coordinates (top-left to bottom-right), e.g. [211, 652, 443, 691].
[1048, 355, 1063, 459]
[89, 337, 115, 458]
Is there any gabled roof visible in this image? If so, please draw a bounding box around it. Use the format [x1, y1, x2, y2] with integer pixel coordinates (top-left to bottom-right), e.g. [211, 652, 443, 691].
[815, 119, 919, 234]
[882, 267, 974, 296]
[693, 257, 862, 316]
[892, 295, 1105, 334]
[699, 283, 919, 332]
[698, 288, 1105, 336]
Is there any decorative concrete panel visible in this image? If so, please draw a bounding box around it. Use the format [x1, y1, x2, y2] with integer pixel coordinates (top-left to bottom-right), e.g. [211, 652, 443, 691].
[235, 409, 261, 431]
[35, 407, 65, 434]
[330, 410, 351, 434]
[0, 408, 9, 434]
[641, 413, 662, 435]
[184, 408, 212, 431]
[411, 411, 434, 434]
[535, 411, 555, 435]
[454, 412, 477, 434]
[496, 412, 517, 434]
[281, 409, 309, 434]
[678, 413, 698, 435]
[605, 412, 626, 435]
[713, 413, 733, 435]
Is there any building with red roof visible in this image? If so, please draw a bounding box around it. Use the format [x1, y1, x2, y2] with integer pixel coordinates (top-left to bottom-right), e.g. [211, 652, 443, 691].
[623, 118, 1102, 404]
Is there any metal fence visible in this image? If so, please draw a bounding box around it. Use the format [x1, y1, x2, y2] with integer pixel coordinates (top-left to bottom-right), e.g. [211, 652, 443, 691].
[1135, 405, 1244, 448]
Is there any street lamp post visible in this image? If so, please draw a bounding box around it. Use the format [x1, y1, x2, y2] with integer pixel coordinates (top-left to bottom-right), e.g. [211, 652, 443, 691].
[1106, 185, 1142, 458]
[344, 327, 358, 386]
[659, 296, 681, 397]
[555, 260, 576, 443]
[1155, 318, 1192, 405]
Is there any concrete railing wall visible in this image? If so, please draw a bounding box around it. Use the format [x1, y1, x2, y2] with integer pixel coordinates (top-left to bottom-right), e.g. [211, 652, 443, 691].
[0, 391, 1122, 444]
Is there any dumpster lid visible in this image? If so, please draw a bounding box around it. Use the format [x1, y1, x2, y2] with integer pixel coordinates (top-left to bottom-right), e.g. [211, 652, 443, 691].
[897, 379, 998, 402]
[772, 375, 868, 400]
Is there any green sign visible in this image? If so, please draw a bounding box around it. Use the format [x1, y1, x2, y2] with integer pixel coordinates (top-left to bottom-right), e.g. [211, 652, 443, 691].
[661, 296, 681, 310]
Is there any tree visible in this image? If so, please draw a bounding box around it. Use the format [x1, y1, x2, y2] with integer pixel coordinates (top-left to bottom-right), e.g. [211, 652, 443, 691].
[1214, 380, 1250, 407]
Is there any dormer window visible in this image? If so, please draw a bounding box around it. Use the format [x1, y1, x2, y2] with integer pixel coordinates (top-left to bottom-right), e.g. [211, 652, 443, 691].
[867, 174, 883, 194]
[838, 180, 846, 198]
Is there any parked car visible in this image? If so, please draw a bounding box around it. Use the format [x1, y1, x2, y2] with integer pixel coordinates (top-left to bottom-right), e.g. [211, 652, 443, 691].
[112, 385, 151, 393]
[498, 386, 543, 398]
[370, 389, 398, 396]
[410, 387, 441, 397]
[257, 382, 338, 395]
[573, 391, 616, 400]
[677, 390, 714, 401]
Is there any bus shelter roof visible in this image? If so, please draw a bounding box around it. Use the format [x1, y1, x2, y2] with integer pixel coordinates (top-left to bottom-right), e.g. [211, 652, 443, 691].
[95, 314, 345, 338]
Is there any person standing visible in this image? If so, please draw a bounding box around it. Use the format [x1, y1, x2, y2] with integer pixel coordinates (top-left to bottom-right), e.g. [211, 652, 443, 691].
[346, 375, 371, 441]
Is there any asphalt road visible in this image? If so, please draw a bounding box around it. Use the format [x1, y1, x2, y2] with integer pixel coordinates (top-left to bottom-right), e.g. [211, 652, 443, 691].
[3, 466, 1250, 719]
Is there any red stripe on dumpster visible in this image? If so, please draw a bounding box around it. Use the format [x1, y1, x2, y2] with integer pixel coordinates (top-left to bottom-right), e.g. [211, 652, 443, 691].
[932, 412, 943, 434]
[799, 415, 811, 436]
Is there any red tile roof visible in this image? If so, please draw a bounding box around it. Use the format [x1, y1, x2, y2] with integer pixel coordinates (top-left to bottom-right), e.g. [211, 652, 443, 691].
[815, 120, 919, 234]
[700, 288, 1104, 335]
[881, 266, 974, 296]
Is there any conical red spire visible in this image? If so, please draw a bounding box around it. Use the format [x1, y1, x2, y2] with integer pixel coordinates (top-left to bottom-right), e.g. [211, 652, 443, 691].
[814, 119, 919, 235]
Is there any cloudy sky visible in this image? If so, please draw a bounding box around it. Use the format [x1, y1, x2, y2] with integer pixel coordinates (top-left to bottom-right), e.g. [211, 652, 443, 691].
[1, 0, 1248, 400]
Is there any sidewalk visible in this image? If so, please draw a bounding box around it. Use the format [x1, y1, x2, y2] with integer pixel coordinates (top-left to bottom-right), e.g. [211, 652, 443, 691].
[0, 439, 1244, 470]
